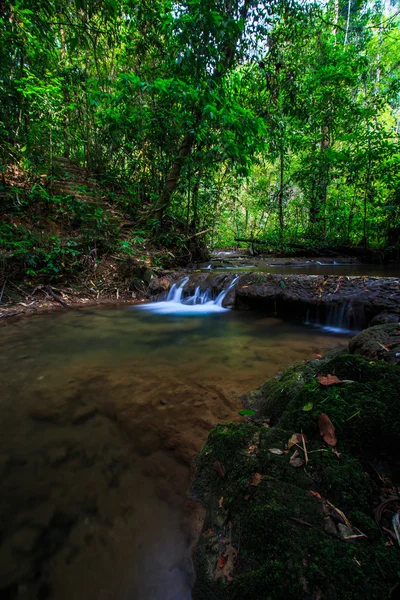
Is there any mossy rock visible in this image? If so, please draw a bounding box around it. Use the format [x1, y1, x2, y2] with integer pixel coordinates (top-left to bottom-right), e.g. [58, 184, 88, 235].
[241, 360, 323, 422]
[349, 323, 400, 363]
[192, 423, 399, 600]
[278, 354, 400, 464]
[241, 347, 343, 423]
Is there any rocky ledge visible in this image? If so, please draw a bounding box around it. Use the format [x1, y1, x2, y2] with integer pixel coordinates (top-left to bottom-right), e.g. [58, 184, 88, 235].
[190, 324, 400, 599]
[234, 273, 400, 327]
[149, 272, 399, 327]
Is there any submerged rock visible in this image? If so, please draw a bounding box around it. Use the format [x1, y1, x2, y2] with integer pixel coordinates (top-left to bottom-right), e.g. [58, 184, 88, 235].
[191, 355, 400, 599]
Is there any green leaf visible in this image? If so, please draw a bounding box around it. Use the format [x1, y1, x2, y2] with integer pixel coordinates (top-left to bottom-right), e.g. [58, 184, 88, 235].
[238, 409, 256, 416]
[303, 402, 313, 412]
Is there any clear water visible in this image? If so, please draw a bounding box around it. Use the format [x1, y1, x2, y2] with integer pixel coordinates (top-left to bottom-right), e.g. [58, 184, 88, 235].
[0, 307, 350, 599]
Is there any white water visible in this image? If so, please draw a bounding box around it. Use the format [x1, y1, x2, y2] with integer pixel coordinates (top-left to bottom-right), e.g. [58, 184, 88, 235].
[138, 276, 240, 315]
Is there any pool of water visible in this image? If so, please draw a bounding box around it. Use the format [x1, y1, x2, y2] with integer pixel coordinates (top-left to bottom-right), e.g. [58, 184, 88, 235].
[0, 306, 350, 599]
[201, 260, 400, 277]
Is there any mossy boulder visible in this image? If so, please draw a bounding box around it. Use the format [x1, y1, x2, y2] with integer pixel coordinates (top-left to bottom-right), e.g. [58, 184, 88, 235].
[349, 323, 400, 363]
[192, 356, 400, 600]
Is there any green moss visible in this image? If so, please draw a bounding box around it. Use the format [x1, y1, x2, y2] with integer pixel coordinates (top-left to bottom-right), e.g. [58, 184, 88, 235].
[242, 360, 321, 421]
[279, 354, 400, 460]
[192, 356, 400, 600]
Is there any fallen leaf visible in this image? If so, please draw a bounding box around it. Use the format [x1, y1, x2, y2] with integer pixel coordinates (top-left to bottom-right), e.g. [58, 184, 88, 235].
[318, 413, 337, 446]
[238, 409, 256, 416]
[218, 555, 228, 568]
[310, 490, 322, 499]
[214, 460, 226, 479]
[290, 449, 305, 468]
[317, 373, 343, 386]
[288, 433, 307, 449]
[315, 353, 323, 359]
[249, 473, 263, 486]
[331, 447, 342, 458]
[219, 496, 224, 508]
[215, 542, 238, 582]
[268, 448, 284, 455]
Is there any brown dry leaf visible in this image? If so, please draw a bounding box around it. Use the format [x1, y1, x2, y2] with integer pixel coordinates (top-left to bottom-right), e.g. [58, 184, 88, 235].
[331, 447, 342, 458]
[318, 413, 337, 446]
[215, 542, 238, 582]
[317, 373, 343, 387]
[218, 555, 228, 568]
[219, 496, 224, 509]
[310, 490, 322, 500]
[213, 460, 225, 479]
[288, 433, 306, 449]
[249, 473, 263, 487]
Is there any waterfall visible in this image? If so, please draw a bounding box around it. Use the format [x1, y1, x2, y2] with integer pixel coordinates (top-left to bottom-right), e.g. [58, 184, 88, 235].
[321, 301, 362, 333]
[138, 276, 239, 315]
[304, 301, 363, 332]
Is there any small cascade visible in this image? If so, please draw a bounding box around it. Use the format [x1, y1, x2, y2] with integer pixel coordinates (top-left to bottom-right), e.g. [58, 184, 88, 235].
[319, 302, 363, 333]
[304, 302, 363, 333]
[138, 276, 240, 315]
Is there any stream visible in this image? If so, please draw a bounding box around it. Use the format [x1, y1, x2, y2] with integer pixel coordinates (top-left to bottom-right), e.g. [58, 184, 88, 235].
[0, 298, 351, 599]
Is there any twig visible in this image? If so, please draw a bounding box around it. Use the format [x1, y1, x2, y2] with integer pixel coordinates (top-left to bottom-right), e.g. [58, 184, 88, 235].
[0, 279, 6, 304]
[301, 431, 308, 465]
[184, 228, 212, 242]
[288, 517, 313, 528]
[46, 286, 69, 308]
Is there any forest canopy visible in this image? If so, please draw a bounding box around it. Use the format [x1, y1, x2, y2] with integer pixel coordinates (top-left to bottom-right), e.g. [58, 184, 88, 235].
[1, 0, 399, 266]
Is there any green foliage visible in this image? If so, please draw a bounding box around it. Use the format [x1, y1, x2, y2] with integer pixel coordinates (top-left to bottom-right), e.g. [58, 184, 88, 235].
[0, 0, 399, 259]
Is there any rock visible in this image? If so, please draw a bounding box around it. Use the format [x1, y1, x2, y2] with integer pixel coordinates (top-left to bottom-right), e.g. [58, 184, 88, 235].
[141, 268, 154, 285]
[160, 399, 168, 406]
[191, 353, 400, 600]
[148, 276, 175, 295]
[337, 523, 355, 540]
[47, 446, 68, 466]
[29, 395, 68, 423]
[0, 540, 29, 587]
[349, 323, 400, 362]
[0, 454, 10, 480]
[324, 516, 338, 537]
[72, 404, 97, 424]
[11, 527, 41, 554]
[17, 504, 56, 529]
[234, 273, 400, 326]
[370, 311, 400, 326]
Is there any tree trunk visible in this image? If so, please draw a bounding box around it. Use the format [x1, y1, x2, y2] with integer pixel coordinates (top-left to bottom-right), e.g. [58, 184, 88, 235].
[153, 130, 196, 231]
[153, 0, 253, 232]
[278, 145, 284, 236]
[310, 125, 330, 237]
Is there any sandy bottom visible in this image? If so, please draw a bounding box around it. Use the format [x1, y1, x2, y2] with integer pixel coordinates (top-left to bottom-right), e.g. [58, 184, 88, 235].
[0, 306, 350, 599]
